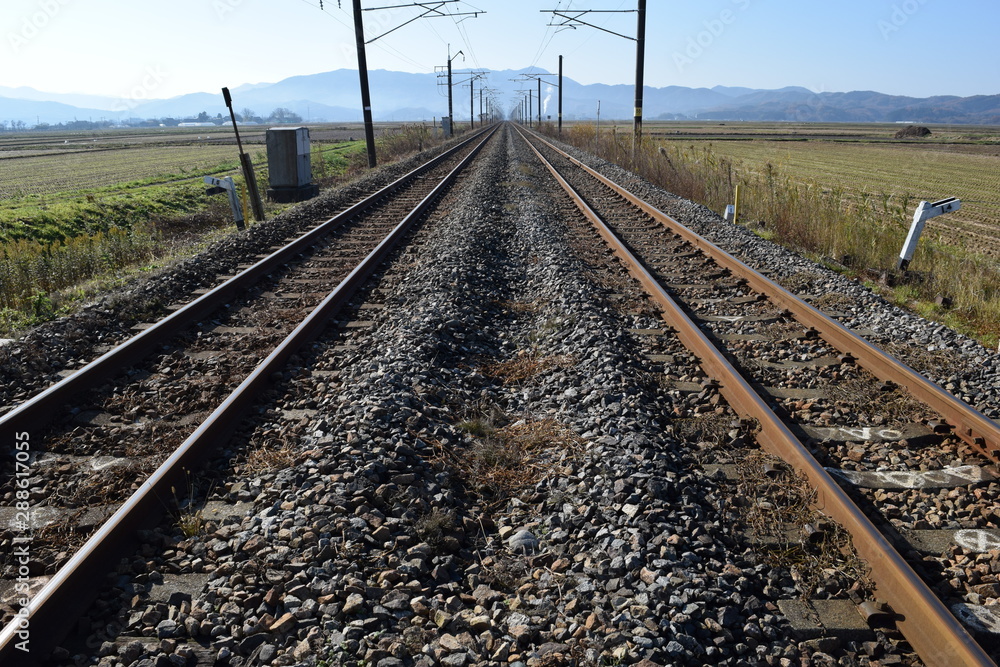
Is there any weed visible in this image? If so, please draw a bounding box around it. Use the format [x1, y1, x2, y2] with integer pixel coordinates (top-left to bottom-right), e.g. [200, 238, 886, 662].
[171, 474, 209, 538]
[456, 419, 496, 438]
[435, 416, 583, 506]
[415, 508, 455, 548]
[482, 350, 575, 386]
[243, 440, 300, 474]
[732, 451, 873, 598]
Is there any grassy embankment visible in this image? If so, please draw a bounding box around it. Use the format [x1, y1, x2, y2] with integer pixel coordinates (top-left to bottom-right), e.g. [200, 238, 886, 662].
[0, 123, 444, 335]
[549, 122, 1000, 348]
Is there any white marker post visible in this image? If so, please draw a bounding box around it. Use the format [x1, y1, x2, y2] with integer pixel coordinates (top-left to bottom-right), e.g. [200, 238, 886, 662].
[897, 197, 960, 270]
[204, 176, 246, 231]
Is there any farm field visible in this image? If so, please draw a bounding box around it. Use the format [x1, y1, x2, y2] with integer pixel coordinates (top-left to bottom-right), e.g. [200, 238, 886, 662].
[0, 123, 388, 240]
[643, 122, 1000, 259]
[0, 123, 397, 199]
[0, 123, 374, 331]
[0, 121, 446, 333]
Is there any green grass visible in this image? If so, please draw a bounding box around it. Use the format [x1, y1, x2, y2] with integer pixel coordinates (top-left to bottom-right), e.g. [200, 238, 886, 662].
[0, 123, 449, 336]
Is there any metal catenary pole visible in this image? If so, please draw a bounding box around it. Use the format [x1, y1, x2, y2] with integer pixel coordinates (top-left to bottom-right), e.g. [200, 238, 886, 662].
[447, 50, 454, 137]
[633, 0, 647, 148]
[538, 77, 543, 126]
[352, 0, 377, 168]
[558, 55, 563, 133]
[542, 5, 645, 144]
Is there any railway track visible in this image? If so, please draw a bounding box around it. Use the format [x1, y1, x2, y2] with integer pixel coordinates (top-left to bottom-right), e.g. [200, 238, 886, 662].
[516, 126, 1000, 666]
[2, 122, 999, 665]
[0, 124, 497, 661]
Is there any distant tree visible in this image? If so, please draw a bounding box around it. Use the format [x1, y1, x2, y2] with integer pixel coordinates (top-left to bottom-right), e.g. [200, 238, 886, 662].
[268, 107, 302, 123]
[240, 107, 256, 122]
[196, 111, 210, 122]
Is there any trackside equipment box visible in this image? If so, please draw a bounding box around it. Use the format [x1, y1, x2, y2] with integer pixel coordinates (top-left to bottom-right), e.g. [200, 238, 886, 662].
[266, 126, 319, 202]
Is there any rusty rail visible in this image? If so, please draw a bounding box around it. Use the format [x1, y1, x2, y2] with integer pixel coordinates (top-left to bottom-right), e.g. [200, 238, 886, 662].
[0, 125, 498, 664]
[526, 129, 1000, 464]
[0, 125, 494, 450]
[516, 125, 995, 667]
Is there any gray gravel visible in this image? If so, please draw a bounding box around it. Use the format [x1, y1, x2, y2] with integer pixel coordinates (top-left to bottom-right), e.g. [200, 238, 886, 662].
[50, 126, 906, 667]
[27, 124, 1000, 665]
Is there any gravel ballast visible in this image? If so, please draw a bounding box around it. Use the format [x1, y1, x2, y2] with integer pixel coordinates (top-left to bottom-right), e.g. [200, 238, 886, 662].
[9, 125, 999, 666]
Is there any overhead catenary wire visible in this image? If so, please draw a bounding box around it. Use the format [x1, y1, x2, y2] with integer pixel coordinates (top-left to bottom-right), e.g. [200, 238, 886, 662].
[295, 0, 432, 70]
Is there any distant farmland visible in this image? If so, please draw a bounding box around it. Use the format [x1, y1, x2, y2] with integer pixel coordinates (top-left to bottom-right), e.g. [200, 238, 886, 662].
[646, 122, 1000, 259]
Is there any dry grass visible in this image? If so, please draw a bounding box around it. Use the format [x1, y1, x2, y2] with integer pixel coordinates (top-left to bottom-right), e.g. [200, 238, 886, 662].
[435, 417, 583, 506]
[733, 451, 873, 598]
[242, 441, 301, 474]
[826, 376, 930, 424]
[547, 124, 1000, 347]
[481, 350, 575, 385]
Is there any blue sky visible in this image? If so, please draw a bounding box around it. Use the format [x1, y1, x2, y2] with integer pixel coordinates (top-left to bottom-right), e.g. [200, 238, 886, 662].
[3, 0, 997, 101]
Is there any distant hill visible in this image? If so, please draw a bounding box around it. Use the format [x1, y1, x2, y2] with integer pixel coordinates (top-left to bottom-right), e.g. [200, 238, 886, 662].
[2, 69, 998, 126]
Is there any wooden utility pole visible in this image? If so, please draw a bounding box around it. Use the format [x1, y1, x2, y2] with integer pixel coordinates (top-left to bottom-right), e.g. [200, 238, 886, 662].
[221, 86, 265, 222]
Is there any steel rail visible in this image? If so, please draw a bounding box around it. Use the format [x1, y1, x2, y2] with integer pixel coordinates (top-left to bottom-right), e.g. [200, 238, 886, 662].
[0, 125, 498, 663]
[523, 129, 1000, 464]
[516, 125, 995, 667]
[0, 126, 493, 450]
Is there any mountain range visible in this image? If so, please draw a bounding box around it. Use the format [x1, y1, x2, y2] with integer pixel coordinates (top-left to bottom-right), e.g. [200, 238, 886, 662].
[2, 69, 999, 126]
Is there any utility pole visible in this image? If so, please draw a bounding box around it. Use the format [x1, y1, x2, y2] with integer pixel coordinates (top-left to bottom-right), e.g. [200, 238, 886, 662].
[519, 71, 559, 129]
[558, 55, 564, 133]
[345, 1, 481, 160]
[515, 91, 530, 127]
[352, 0, 377, 167]
[633, 0, 647, 146]
[537, 77, 542, 126]
[437, 52, 485, 135]
[221, 86, 265, 222]
[447, 49, 456, 136]
[543, 4, 646, 144]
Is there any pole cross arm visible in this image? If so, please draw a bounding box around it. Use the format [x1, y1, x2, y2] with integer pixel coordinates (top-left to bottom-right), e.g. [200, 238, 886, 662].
[363, 1, 482, 43]
[542, 9, 637, 41]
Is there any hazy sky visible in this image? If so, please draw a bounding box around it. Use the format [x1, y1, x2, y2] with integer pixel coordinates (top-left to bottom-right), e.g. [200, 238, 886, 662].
[3, 0, 997, 101]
